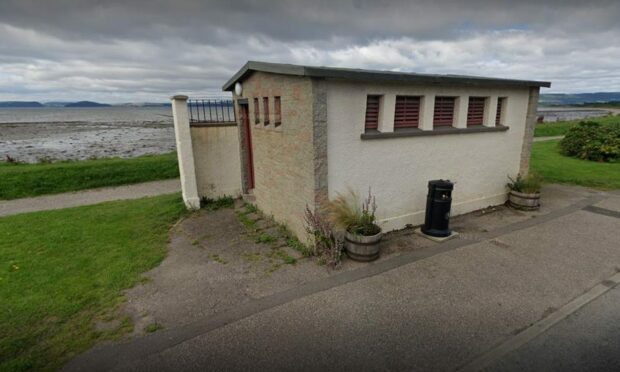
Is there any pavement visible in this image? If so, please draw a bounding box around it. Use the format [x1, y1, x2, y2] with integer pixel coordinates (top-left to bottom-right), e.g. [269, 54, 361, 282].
[63, 184, 620, 372]
[0, 179, 180, 217]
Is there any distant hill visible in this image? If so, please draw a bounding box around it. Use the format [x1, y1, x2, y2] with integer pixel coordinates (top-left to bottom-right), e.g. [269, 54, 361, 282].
[64, 101, 111, 108]
[540, 92, 620, 106]
[0, 101, 44, 108]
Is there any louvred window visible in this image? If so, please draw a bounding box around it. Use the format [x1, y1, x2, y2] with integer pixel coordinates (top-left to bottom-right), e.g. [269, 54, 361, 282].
[433, 97, 456, 126]
[496, 98, 505, 126]
[394, 96, 421, 128]
[364, 95, 380, 130]
[467, 97, 486, 126]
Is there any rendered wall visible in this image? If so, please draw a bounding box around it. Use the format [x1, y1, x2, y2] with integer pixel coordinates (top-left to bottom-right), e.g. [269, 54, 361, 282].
[326, 81, 532, 231]
[235, 72, 316, 241]
[190, 125, 242, 199]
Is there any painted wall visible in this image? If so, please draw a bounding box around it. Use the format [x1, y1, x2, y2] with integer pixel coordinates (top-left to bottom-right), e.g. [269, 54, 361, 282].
[326, 81, 532, 231]
[191, 125, 242, 199]
[236, 72, 316, 240]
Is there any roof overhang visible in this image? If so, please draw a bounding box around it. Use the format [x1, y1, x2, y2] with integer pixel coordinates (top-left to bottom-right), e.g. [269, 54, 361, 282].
[222, 61, 551, 91]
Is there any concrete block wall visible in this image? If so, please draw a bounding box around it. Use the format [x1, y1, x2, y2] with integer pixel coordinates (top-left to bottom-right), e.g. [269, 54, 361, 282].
[235, 72, 316, 241]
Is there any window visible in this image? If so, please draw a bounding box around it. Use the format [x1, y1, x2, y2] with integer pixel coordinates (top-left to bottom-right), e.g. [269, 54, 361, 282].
[433, 97, 456, 126]
[496, 97, 506, 126]
[274, 96, 281, 126]
[394, 96, 421, 129]
[253, 98, 260, 124]
[364, 95, 381, 130]
[263, 97, 270, 125]
[467, 97, 486, 126]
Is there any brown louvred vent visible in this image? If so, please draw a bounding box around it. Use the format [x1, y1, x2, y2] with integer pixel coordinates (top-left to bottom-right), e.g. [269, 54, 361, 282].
[433, 97, 456, 126]
[394, 96, 420, 128]
[496, 98, 504, 125]
[467, 97, 486, 126]
[364, 95, 381, 130]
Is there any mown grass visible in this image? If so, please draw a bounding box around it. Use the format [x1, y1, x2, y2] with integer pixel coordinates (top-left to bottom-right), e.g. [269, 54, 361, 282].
[530, 140, 620, 189]
[0, 193, 187, 371]
[0, 152, 179, 200]
[534, 115, 619, 137]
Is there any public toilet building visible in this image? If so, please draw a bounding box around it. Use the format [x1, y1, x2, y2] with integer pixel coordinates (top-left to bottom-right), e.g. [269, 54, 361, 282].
[171, 61, 550, 241]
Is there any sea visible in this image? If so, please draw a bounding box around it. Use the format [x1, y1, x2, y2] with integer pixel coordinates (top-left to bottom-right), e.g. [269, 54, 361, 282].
[0, 107, 175, 163]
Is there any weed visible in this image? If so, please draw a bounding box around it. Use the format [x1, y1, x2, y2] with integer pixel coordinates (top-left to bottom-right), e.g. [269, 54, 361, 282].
[242, 252, 262, 262]
[201, 196, 235, 211]
[144, 322, 163, 333]
[255, 233, 277, 244]
[236, 212, 257, 230]
[244, 203, 258, 214]
[191, 239, 199, 246]
[209, 254, 228, 264]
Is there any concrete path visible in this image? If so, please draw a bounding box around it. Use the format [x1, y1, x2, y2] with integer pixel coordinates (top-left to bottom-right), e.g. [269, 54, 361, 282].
[533, 135, 564, 142]
[0, 179, 180, 217]
[63, 185, 620, 372]
[488, 283, 620, 371]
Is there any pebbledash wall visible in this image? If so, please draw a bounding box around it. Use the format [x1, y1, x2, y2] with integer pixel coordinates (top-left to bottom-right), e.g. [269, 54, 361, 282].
[234, 72, 318, 240]
[326, 81, 536, 231]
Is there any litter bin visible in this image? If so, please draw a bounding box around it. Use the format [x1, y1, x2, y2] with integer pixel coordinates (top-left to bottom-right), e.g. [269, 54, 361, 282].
[421, 179, 454, 237]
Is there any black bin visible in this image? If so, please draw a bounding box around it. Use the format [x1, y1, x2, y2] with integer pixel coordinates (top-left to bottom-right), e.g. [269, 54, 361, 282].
[421, 180, 454, 237]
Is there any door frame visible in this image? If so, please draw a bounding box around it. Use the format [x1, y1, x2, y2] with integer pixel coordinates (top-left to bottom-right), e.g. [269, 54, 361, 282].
[239, 103, 255, 191]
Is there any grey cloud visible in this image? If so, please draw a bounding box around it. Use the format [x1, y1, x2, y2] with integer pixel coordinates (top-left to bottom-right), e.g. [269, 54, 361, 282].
[0, 0, 619, 102]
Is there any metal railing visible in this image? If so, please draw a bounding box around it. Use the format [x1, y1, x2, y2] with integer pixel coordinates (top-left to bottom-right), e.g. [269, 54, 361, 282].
[188, 98, 236, 124]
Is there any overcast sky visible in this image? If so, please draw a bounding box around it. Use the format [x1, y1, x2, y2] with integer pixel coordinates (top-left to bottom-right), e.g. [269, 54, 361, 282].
[1, 0, 619, 103]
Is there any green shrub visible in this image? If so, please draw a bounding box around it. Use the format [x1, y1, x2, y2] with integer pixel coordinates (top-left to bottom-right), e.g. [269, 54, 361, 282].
[559, 121, 620, 162]
[507, 173, 543, 194]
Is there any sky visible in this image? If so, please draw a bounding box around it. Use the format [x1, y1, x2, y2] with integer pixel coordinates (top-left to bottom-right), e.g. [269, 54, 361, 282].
[0, 0, 619, 103]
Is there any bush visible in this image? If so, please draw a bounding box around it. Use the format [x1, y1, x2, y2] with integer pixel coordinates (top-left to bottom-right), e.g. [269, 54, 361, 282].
[559, 121, 620, 162]
[507, 173, 542, 194]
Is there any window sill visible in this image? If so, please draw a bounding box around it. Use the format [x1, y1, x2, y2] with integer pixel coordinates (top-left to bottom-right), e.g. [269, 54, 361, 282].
[190, 122, 237, 128]
[361, 125, 509, 140]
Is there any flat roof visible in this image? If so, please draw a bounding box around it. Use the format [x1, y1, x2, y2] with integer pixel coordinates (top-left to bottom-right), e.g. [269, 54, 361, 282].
[222, 61, 551, 91]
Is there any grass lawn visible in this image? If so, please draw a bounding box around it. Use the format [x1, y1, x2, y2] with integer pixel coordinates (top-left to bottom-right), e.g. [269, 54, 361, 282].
[534, 115, 619, 137]
[531, 140, 620, 189]
[0, 153, 179, 200]
[0, 194, 187, 371]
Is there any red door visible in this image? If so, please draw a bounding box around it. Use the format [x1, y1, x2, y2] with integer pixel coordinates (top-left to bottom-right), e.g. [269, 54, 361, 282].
[240, 104, 255, 190]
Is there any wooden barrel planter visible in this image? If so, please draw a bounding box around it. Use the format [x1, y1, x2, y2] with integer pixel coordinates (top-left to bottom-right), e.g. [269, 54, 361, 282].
[344, 230, 383, 262]
[508, 190, 540, 211]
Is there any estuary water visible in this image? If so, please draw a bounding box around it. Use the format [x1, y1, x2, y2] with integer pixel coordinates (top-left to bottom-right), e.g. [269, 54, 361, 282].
[0, 107, 176, 163]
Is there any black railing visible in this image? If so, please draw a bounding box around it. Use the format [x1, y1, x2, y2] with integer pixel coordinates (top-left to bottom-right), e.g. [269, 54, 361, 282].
[188, 98, 236, 123]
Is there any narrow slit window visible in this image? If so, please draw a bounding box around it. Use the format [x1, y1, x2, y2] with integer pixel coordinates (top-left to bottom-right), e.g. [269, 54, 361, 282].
[253, 98, 260, 124]
[433, 97, 456, 127]
[467, 97, 486, 126]
[394, 96, 420, 129]
[496, 97, 506, 126]
[364, 95, 381, 131]
[274, 96, 281, 126]
[263, 97, 270, 125]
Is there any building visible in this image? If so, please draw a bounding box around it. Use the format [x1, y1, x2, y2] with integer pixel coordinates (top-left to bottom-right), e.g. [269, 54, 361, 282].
[171, 61, 550, 242]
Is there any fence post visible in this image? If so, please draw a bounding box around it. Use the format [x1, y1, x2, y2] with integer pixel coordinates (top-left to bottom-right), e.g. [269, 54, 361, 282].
[171, 95, 200, 209]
